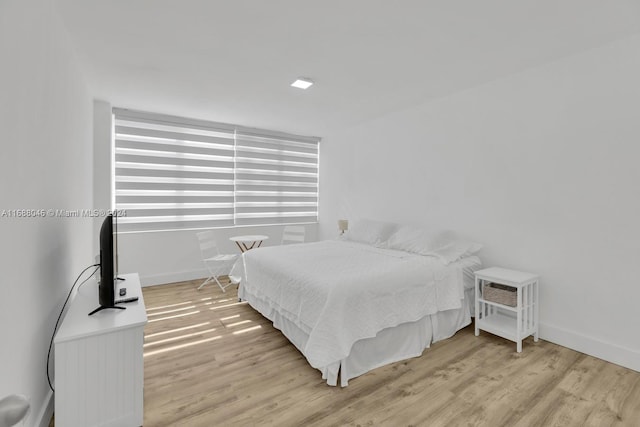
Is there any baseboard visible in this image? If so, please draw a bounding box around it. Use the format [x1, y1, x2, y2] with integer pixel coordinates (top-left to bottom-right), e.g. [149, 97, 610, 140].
[139, 269, 209, 287]
[540, 322, 640, 373]
[34, 389, 54, 427]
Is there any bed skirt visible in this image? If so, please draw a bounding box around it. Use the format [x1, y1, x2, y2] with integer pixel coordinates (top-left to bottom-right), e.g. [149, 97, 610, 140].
[239, 286, 474, 386]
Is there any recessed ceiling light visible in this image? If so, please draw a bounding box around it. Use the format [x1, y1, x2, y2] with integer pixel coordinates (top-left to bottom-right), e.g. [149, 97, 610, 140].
[291, 78, 314, 90]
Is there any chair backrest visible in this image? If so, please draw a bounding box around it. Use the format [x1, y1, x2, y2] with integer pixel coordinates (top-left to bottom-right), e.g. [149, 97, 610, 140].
[197, 230, 220, 259]
[281, 225, 306, 245]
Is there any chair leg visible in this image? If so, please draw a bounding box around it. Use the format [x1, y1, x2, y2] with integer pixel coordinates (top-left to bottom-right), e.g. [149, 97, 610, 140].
[197, 276, 214, 290]
[214, 275, 228, 292]
[200, 274, 235, 292]
[200, 260, 239, 292]
[215, 275, 240, 292]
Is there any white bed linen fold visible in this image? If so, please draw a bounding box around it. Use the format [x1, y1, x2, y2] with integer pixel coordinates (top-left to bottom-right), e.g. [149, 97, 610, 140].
[234, 240, 465, 370]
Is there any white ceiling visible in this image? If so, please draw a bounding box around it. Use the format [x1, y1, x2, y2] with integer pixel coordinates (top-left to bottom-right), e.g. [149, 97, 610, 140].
[56, 0, 640, 137]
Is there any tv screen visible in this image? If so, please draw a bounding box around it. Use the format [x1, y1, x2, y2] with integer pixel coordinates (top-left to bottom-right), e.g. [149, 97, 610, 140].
[113, 211, 119, 281]
[98, 213, 115, 308]
[89, 213, 123, 315]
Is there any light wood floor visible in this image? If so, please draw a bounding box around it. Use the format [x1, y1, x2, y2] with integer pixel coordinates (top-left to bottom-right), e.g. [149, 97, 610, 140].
[142, 279, 640, 427]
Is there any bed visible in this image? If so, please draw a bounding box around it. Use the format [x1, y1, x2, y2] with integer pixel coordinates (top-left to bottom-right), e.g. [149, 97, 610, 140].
[232, 222, 483, 386]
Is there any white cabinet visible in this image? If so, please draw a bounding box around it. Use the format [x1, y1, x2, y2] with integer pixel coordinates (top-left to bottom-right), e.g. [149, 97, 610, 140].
[474, 267, 539, 352]
[54, 273, 147, 427]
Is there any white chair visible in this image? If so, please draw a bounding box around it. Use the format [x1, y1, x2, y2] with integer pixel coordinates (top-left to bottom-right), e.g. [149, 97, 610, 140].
[281, 225, 306, 245]
[196, 230, 238, 292]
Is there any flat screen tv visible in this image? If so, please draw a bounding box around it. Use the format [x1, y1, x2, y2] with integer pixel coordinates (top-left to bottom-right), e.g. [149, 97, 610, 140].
[89, 213, 124, 315]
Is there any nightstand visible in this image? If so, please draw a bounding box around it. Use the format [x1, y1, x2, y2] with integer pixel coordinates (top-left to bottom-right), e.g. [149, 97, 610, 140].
[474, 267, 539, 352]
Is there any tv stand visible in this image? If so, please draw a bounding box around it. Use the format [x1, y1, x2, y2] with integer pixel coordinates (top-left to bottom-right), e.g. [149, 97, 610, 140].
[88, 305, 126, 316]
[55, 273, 146, 427]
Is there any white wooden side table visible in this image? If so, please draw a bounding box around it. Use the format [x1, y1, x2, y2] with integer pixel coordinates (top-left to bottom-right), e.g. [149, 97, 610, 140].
[474, 267, 539, 352]
[55, 273, 147, 426]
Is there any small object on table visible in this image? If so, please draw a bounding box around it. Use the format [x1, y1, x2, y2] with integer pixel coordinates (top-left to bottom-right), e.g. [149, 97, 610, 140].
[229, 235, 269, 253]
[115, 296, 139, 304]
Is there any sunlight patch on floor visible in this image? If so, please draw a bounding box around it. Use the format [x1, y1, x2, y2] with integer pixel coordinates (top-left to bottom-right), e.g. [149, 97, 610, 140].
[145, 322, 211, 338]
[143, 335, 222, 357]
[225, 319, 252, 328]
[147, 310, 200, 323]
[146, 300, 194, 311]
[144, 327, 219, 347]
[209, 302, 247, 310]
[146, 305, 197, 317]
[232, 325, 262, 335]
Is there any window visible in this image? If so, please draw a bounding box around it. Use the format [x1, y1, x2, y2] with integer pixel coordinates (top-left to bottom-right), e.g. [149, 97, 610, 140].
[113, 109, 319, 232]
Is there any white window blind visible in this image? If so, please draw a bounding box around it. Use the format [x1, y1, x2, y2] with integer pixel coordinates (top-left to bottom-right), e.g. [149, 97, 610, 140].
[235, 131, 319, 226]
[113, 109, 236, 232]
[113, 108, 319, 232]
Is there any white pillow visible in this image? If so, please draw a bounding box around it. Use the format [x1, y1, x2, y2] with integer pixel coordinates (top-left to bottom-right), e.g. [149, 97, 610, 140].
[344, 219, 398, 247]
[426, 239, 483, 265]
[387, 226, 483, 264]
[386, 226, 444, 255]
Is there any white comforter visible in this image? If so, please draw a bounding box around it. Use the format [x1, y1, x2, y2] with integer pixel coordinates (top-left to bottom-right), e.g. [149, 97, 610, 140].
[234, 240, 465, 370]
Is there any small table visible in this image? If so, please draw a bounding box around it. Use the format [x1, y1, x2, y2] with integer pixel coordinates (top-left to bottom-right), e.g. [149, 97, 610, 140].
[229, 235, 269, 252]
[474, 267, 539, 352]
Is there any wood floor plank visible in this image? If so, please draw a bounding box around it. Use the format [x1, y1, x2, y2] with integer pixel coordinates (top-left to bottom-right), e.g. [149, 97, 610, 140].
[139, 279, 640, 427]
[619, 374, 640, 424]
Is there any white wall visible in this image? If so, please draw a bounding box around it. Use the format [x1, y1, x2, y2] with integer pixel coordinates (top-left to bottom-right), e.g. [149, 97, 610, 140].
[319, 34, 640, 371]
[0, 1, 93, 426]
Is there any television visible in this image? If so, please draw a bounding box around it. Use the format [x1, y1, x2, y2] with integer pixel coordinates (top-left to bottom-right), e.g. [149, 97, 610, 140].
[89, 213, 124, 315]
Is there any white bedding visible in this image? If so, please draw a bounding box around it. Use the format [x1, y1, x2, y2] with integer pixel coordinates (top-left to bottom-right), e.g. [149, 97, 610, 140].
[234, 240, 468, 372]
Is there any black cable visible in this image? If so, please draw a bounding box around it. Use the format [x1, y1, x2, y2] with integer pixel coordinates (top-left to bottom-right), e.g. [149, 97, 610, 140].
[46, 264, 100, 392]
[77, 267, 99, 291]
